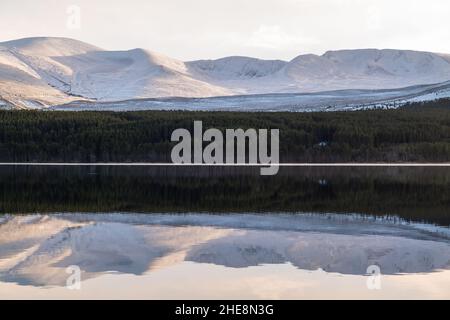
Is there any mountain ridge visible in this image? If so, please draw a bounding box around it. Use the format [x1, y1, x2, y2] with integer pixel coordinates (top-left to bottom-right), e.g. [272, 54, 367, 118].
[2, 37, 450, 109]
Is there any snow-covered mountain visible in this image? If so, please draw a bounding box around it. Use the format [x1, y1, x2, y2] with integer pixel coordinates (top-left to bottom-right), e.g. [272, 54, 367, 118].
[2, 37, 450, 109]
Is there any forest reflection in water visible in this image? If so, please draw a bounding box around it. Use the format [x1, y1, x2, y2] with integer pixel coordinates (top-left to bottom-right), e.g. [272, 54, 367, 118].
[0, 165, 449, 226]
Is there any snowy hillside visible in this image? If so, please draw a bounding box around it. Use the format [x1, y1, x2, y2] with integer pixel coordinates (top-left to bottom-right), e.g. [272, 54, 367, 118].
[282, 49, 450, 92]
[2, 37, 450, 109]
[52, 81, 450, 112]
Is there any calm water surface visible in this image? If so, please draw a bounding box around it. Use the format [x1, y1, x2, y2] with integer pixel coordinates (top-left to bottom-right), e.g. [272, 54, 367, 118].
[0, 166, 449, 299]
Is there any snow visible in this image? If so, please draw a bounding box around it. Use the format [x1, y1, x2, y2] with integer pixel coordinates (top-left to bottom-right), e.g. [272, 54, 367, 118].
[1, 37, 99, 57]
[401, 87, 450, 103]
[2, 37, 450, 110]
[51, 81, 450, 112]
[0, 99, 11, 110]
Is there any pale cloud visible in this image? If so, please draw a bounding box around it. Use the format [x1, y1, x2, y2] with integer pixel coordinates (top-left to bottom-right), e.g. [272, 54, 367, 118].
[247, 25, 319, 50]
[366, 5, 382, 31]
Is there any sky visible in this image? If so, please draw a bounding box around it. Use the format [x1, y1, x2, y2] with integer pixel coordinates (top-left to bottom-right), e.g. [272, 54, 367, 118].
[1, 0, 450, 61]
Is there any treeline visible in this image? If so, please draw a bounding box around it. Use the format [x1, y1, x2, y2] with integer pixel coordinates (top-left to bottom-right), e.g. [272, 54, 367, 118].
[1, 166, 449, 226]
[0, 101, 449, 162]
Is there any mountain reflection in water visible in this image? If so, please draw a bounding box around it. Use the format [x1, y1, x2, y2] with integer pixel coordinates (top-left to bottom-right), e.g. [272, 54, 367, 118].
[0, 213, 449, 289]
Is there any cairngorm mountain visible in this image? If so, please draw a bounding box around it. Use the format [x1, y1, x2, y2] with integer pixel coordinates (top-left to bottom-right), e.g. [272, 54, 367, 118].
[1, 37, 450, 109]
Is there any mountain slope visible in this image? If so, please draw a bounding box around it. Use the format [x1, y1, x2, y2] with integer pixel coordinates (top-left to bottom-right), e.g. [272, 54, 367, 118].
[0, 37, 230, 107]
[279, 49, 450, 92]
[2, 37, 450, 108]
[0, 37, 99, 108]
[53, 48, 230, 100]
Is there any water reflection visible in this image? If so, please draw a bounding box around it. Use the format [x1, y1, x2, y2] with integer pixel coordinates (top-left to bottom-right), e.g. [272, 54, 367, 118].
[1, 165, 449, 299]
[1, 213, 449, 291]
[1, 166, 449, 226]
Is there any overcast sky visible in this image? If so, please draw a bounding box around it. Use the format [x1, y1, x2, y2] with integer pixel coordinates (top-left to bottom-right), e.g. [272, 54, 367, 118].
[1, 0, 450, 61]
